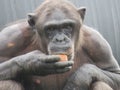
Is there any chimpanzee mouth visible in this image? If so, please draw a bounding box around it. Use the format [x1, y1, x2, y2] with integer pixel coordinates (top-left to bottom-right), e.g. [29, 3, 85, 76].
[49, 46, 73, 61]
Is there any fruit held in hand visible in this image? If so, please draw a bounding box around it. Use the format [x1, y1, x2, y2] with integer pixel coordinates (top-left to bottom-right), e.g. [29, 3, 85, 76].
[58, 55, 68, 62]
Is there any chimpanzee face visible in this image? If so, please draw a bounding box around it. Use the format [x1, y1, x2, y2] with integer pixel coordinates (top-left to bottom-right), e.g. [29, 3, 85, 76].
[41, 9, 77, 61]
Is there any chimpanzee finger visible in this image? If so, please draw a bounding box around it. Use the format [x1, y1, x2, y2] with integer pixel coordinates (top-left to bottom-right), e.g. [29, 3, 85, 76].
[54, 61, 74, 68]
[42, 61, 73, 69]
[41, 55, 60, 63]
[46, 67, 72, 74]
[55, 67, 72, 73]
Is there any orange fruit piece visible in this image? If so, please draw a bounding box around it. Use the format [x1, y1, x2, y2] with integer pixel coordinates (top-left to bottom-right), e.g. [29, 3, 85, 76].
[58, 55, 68, 62]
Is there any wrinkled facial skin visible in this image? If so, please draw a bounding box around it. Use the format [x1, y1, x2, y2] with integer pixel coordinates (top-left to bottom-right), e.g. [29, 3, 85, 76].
[35, 9, 80, 61]
[41, 9, 79, 61]
[46, 20, 75, 61]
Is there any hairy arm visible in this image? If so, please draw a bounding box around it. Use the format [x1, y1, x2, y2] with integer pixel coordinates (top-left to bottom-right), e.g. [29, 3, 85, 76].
[0, 24, 31, 80]
[82, 26, 120, 73]
[0, 57, 23, 80]
[0, 24, 73, 80]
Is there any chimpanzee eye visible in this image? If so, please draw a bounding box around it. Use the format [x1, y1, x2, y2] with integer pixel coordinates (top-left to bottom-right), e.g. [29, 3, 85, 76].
[66, 25, 73, 31]
[45, 27, 56, 39]
[63, 25, 73, 37]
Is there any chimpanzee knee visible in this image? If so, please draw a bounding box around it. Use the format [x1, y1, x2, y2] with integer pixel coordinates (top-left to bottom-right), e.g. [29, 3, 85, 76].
[0, 80, 24, 90]
[63, 64, 97, 90]
[69, 64, 100, 84]
[63, 64, 113, 90]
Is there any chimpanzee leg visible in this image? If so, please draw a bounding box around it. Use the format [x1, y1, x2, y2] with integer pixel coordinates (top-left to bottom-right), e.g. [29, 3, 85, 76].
[63, 64, 120, 90]
[0, 80, 24, 90]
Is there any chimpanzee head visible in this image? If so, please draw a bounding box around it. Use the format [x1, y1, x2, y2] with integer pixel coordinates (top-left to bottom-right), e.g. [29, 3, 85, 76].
[27, 0, 86, 61]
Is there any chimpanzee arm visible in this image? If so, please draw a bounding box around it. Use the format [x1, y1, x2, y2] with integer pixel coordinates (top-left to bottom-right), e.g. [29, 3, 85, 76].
[0, 24, 30, 80]
[0, 50, 73, 80]
[91, 30, 120, 73]
[0, 57, 23, 80]
[0, 23, 33, 57]
[82, 26, 120, 73]
[0, 24, 73, 80]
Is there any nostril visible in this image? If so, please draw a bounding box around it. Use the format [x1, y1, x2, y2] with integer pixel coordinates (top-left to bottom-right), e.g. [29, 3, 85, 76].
[55, 38, 65, 43]
[56, 38, 59, 42]
[56, 38, 61, 42]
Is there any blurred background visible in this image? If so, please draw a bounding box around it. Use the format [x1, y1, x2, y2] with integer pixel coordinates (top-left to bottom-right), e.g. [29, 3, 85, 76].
[0, 0, 120, 64]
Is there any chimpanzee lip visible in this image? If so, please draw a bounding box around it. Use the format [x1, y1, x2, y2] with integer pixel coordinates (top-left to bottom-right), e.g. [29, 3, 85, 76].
[50, 46, 71, 51]
[49, 46, 73, 60]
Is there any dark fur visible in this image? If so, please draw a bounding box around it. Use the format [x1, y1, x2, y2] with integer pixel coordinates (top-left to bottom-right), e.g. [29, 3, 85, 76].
[0, 0, 120, 90]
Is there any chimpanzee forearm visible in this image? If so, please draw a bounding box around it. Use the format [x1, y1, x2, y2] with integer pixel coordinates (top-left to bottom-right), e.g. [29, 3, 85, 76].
[0, 50, 73, 80]
[0, 56, 23, 80]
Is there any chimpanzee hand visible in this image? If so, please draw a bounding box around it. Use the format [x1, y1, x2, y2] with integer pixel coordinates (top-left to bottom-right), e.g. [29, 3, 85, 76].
[14, 50, 74, 76]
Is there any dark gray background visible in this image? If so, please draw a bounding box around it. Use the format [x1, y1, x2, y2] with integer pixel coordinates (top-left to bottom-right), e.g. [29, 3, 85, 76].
[0, 0, 120, 63]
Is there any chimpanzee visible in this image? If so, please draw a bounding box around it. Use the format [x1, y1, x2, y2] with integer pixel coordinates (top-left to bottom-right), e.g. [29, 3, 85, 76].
[0, 0, 120, 90]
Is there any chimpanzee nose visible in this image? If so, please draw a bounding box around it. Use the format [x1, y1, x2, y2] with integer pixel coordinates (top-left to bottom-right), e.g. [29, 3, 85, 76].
[54, 34, 67, 43]
[56, 34, 66, 42]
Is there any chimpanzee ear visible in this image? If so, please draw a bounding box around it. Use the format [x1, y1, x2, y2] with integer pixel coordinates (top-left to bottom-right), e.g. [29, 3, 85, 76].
[77, 7, 86, 21]
[27, 13, 37, 27]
